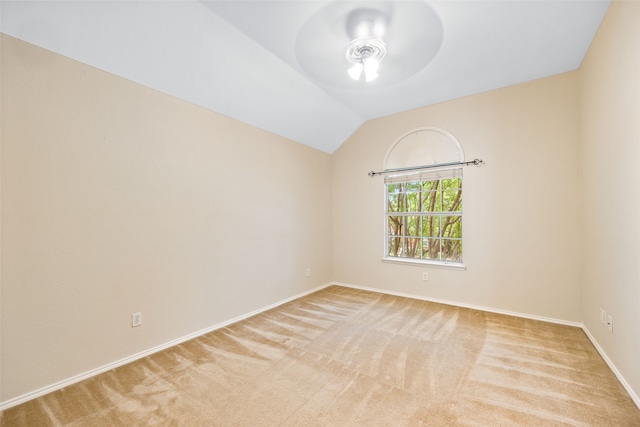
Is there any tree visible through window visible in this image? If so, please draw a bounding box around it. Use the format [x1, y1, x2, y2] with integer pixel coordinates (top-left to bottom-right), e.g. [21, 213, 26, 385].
[386, 176, 462, 263]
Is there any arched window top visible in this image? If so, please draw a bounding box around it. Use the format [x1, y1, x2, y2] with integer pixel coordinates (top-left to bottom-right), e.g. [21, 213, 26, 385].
[383, 127, 465, 171]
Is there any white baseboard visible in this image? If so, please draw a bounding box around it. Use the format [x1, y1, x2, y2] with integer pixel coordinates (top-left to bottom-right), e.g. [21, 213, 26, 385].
[0, 283, 333, 411]
[581, 326, 640, 410]
[333, 281, 582, 328]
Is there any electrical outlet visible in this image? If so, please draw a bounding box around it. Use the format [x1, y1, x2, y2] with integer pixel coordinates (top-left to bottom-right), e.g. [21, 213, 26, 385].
[306, 268, 311, 277]
[606, 315, 613, 333]
[600, 308, 606, 325]
[422, 272, 429, 281]
[132, 312, 142, 327]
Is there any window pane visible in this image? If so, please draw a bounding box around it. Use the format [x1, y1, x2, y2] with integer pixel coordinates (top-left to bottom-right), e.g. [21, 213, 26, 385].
[388, 216, 403, 237]
[442, 239, 462, 262]
[421, 216, 440, 237]
[399, 237, 407, 257]
[422, 238, 441, 261]
[386, 184, 408, 212]
[442, 178, 462, 190]
[441, 216, 462, 238]
[421, 191, 440, 212]
[406, 216, 420, 237]
[406, 181, 422, 192]
[396, 193, 407, 212]
[423, 180, 440, 192]
[406, 191, 421, 212]
[387, 183, 402, 193]
[387, 193, 401, 213]
[406, 238, 422, 259]
[388, 237, 402, 257]
[442, 189, 462, 212]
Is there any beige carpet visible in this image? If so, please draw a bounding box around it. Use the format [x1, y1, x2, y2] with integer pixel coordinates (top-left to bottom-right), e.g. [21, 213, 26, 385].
[2, 285, 639, 426]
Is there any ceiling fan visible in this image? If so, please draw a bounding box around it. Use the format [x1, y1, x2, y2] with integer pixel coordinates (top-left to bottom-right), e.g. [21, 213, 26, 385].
[294, 1, 443, 89]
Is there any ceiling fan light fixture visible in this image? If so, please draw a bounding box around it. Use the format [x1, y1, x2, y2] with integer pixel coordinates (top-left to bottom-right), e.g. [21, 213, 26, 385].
[346, 37, 386, 82]
[348, 62, 364, 80]
[363, 57, 379, 81]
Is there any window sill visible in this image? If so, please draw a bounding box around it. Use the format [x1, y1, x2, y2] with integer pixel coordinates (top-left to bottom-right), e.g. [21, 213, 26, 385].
[381, 257, 466, 270]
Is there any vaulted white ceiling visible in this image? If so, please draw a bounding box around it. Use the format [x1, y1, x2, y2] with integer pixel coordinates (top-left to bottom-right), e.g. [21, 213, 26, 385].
[0, 1, 610, 153]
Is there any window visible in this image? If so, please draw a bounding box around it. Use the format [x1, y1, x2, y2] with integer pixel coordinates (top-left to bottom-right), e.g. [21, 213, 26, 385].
[385, 170, 463, 265]
[380, 127, 467, 267]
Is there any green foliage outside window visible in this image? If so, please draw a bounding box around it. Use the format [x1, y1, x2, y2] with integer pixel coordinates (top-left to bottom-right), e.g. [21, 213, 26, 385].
[386, 177, 462, 263]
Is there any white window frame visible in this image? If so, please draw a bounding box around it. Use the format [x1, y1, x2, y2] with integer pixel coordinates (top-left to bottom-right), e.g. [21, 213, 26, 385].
[382, 171, 465, 270]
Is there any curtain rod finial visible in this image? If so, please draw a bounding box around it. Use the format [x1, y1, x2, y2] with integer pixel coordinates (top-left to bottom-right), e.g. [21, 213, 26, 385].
[368, 171, 377, 177]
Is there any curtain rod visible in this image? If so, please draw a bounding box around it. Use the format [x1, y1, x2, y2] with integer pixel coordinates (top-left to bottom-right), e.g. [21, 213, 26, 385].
[368, 159, 484, 177]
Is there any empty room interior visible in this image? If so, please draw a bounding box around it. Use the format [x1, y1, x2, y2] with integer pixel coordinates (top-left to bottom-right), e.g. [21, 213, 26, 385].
[1, 0, 640, 425]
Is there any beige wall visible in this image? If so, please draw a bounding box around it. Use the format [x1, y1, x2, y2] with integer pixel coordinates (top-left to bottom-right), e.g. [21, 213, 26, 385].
[0, 34, 332, 401]
[2, 0, 639, 408]
[579, 0, 640, 399]
[333, 71, 582, 322]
